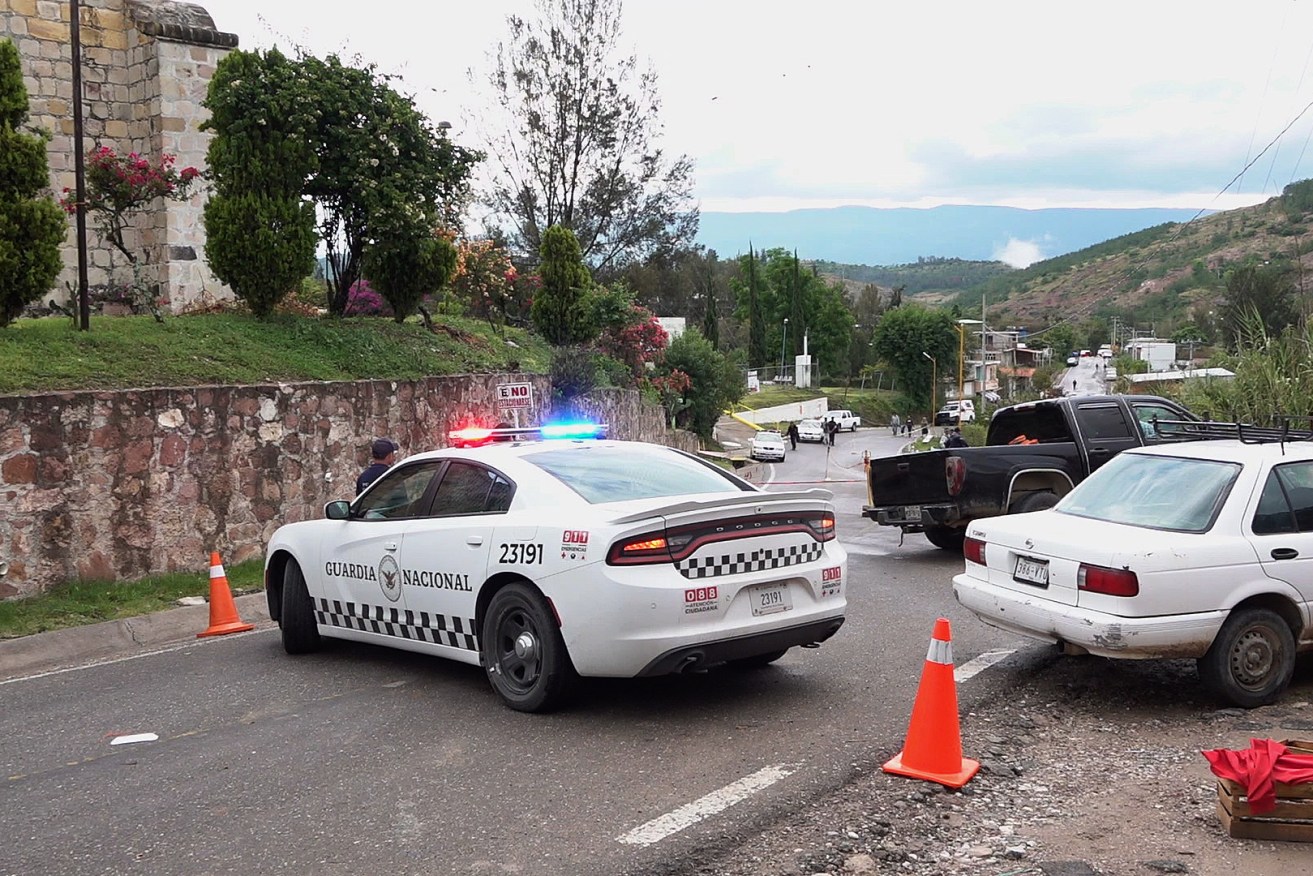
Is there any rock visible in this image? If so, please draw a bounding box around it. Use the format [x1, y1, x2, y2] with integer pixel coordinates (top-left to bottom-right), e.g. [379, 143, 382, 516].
[1005, 845, 1027, 859]
[969, 845, 993, 857]
[842, 852, 877, 874]
[1039, 863, 1100, 876]
[1144, 861, 1190, 874]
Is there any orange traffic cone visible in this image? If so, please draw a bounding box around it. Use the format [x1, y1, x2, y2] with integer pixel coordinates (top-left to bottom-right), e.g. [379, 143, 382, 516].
[197, 551, 255, 638]
[882, 617, 980, 789]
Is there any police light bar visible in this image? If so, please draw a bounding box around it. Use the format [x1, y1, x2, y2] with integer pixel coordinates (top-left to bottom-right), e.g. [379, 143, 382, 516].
[448, 423, 608, 448]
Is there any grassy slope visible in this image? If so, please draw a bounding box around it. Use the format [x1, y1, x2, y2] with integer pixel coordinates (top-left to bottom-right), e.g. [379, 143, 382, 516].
[0, 312, 553, 395]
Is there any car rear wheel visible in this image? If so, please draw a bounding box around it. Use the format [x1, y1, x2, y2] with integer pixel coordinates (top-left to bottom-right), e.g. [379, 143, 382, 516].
[1012, 491, 1059, 514]
[728, 648, 789, 669]
[924, 525, 966, 553]
[482, 581, 576, 713]
[1197, 607, 1295, 708]
[280, 558, 322, 655]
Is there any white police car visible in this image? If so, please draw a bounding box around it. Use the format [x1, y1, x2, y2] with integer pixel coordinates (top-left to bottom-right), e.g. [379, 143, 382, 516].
[265, 424, 847, 712]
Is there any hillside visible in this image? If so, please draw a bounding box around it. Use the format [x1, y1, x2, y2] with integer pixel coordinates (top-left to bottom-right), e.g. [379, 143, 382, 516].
[810, 184, 1313, 333]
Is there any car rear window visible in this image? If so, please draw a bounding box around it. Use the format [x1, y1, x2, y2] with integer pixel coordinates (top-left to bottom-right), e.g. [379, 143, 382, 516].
[525, 445, 755, 503]
[1057, 453, 1240, 532]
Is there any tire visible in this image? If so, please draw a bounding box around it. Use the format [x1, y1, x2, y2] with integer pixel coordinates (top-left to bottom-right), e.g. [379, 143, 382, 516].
[482, 582, 576, 713]
[728, 648, 789, 669]
[280, 558, 322, 655]
[1197, 607, 1296, 708]
[1012, 491, 1059, 514]
[924, 525, 966, 553]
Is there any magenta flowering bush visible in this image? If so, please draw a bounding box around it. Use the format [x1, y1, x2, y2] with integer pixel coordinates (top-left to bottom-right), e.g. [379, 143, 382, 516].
[343, 279, 394, 317]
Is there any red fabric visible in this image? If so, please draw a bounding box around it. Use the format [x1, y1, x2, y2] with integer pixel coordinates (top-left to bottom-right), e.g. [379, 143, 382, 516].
[1202, 738, 1313, 814]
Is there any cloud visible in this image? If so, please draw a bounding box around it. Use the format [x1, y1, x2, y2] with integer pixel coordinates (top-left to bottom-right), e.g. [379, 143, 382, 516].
[994, 239, 1045, 268]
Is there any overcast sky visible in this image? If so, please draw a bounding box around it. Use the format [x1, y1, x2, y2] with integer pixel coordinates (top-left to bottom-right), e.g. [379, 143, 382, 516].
[206, 0, 1313, 216]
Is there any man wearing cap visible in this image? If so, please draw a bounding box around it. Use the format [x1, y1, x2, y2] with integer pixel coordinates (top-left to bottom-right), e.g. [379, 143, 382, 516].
[356, 438, 398, 496]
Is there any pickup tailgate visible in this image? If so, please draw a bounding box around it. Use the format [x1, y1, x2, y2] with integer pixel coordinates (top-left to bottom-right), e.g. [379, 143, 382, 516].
[868, 450, 951, 506]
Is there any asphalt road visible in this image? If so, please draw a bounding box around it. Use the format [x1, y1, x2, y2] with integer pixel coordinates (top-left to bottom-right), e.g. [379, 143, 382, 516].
[0, 429, 1033, 876]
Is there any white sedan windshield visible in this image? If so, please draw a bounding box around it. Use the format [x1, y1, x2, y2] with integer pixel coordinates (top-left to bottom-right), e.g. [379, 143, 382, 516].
[1058, 453, 1240, 532]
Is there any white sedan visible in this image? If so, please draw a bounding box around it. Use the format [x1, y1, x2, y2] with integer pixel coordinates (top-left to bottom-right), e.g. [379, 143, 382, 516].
[953, 433, 1313, 708]
[750, 429, 787, 461]
[796, 419, 825, 443]
[266, 426, 847, 712]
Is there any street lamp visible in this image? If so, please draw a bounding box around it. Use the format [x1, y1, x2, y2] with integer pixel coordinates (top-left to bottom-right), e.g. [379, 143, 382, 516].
[780, 317, 789, 382]
[922, 351, 937, 420]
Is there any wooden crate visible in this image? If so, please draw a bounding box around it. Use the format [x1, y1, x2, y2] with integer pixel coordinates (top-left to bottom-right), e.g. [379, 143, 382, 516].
[1214, 739, 1313, 842]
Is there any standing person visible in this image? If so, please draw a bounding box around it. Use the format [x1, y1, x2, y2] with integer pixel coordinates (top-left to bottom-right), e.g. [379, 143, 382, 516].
[944, 427, 969, 448]
[904, 413, 913, 435]
[890, 413, 900, 436]
[826, 418, 837, 446]
[786, 421, 799, 450]
[356, 437, 398, 496]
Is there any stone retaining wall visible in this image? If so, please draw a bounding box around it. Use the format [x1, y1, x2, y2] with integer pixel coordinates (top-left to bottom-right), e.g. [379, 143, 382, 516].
[0, 377, 697, 598]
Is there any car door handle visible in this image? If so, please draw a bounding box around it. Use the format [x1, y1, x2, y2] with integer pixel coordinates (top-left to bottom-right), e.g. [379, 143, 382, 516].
[466, 535, 484, 546]
[1271, 547, 1299, 560]
[1089, 447, 1110, 455]
[384, 542, 398, 552]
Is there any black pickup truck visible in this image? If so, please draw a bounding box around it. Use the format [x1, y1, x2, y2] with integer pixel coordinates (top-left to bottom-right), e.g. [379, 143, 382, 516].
[863, 394, 1195, 551]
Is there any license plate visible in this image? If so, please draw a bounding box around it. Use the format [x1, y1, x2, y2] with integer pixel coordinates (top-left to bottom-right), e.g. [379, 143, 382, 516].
[1014, 555, 1050, 587]
[899, 505, 922, 522]
[750, 582, 793, 617]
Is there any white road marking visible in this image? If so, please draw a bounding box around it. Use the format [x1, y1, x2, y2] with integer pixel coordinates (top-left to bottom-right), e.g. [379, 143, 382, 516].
[109, 732, 159, 745]
[954, 648, 1015, 683]
[616, 764, 796, 846]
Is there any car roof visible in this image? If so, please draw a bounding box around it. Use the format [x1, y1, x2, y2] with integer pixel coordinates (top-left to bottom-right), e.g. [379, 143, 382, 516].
[1128, 438, 1313, 463]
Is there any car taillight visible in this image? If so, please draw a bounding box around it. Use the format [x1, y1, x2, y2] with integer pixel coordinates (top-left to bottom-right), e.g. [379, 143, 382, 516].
[607, 532, 674, 565]
[1077, 563, 1139, 597]
[964, 536, 986, 565]
[945, 457, 966, 496]
[806, 513, 836, 542]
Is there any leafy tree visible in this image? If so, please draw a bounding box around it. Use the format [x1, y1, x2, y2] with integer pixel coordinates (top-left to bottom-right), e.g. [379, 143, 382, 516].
[481, 0, 697, 271]
[367, 222, 458, 324]
[747, 247, 765, 367]
[658, 328, 743, 437]
[702, 283, 719, 349]
[1221, 264, 1298, 350]
[532, 224, 595, 344]
[870, 305, 957, 408]
[203, 48, 317, 318]
[1038, 323, 1079, 361]
[0, 38, 66, 326]
[297, 53, 480, 315]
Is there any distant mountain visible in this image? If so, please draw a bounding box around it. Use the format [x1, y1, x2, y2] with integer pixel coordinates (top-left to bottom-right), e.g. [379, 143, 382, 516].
[695, 205, 1205, 266]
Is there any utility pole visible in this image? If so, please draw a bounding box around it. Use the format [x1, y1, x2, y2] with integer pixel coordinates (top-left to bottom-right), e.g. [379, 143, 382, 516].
[70, 0, 90, 331]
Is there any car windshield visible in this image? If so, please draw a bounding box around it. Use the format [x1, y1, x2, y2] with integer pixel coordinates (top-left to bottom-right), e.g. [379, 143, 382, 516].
[526, 445, 754, 503]
[1057, 452, 1240, 532]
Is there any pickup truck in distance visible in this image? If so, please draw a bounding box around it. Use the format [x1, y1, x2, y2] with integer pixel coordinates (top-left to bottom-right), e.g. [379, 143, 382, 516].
[863, 394, 1196, 552]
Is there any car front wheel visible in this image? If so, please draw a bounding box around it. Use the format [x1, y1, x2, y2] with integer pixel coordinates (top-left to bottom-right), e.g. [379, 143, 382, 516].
[280, 558, 322, 655]
[1197, 607, 1295, 708]
[482, 581, 576, 712]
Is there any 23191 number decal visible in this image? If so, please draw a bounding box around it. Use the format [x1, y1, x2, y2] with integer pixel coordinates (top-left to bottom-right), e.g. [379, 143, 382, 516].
[499, 542, 543, 565]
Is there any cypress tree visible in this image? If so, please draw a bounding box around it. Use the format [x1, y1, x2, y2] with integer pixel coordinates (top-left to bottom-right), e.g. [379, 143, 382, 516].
[0, 39, 66, 327]
[531, 224, 594, 345]
[748, 244, 765, 367]
[701, 286, 719, 349]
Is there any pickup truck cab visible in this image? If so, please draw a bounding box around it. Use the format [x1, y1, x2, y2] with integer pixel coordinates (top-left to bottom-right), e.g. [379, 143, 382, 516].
[863, 394, 1195, 552]
[822, 409, 861, 432]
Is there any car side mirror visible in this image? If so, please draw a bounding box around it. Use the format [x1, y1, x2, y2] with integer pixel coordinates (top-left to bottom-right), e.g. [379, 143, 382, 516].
[325, 500, 352, 520]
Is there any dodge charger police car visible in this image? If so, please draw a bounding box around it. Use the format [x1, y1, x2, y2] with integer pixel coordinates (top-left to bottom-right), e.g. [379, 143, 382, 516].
[265, 425, 848, 712]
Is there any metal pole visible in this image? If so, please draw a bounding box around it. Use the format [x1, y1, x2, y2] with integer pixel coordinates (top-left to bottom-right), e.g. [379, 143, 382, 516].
[70, 0, 90, 331]
[957, 326, 965, 405]
[780, 318, 788, 381]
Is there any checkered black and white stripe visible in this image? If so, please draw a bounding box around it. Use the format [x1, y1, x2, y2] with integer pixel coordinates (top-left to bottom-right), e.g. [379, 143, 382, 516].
[676, 542, 824, 579]
[315, 598, 478, 651]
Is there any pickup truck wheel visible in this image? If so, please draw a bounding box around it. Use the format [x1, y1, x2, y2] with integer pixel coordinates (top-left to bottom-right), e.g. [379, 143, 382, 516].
[924, 525, 966, 552]
[1197, 607, 1295, 708]
[1012, 492, 1059, 514]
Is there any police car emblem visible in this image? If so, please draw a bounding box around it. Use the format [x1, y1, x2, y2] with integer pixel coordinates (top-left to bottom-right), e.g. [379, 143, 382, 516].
[378, 555, 401, 602]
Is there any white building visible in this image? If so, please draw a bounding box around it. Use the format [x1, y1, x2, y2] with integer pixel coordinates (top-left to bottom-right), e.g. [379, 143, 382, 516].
[656, 317, 686, 344]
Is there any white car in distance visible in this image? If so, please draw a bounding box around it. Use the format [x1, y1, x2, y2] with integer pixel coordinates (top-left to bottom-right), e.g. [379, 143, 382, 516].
[953, 425, 1313, 708]
[265, 425, 846, 712]
[750, 429, 787, 461]
[796, 419, 825, 443]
